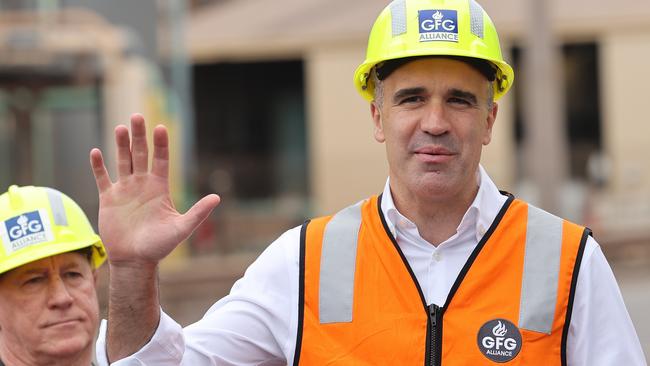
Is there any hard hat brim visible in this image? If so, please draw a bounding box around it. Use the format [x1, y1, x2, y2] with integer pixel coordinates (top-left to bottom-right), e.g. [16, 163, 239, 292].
[0, 238, 106, 275]
[354, 52, 514, 102]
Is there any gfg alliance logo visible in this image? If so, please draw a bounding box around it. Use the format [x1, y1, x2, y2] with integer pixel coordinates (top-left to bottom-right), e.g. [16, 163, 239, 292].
[2, 210, 53, 252]
[477, 319, 522, 362]
[418, 10, 458, 42]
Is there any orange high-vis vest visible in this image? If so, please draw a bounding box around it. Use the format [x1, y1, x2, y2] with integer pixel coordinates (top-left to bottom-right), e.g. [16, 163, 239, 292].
[294, 194, 589, 366]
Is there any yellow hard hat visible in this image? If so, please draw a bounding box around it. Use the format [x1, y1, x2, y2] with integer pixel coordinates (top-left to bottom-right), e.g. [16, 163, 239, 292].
[354, 0, 514, 101]
[0, 185, 106, 275]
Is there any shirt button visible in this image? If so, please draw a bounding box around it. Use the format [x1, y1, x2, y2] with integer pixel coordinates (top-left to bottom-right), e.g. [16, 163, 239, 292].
[433, 252, 442, 262]
[477, 225, 486, 237]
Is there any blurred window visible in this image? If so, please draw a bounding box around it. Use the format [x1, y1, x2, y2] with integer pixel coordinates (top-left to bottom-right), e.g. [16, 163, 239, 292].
[0, 0, 39, 11]
[0, 82, 103, 221]
[192, 60, 308, 254]
[512, 43, 602, 181]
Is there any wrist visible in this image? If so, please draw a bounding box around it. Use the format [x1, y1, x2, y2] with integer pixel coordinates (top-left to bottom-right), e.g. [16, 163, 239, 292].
[107, 261, 159, 298]
[106, 260, 161, 360]
[108, 258, 158, 273]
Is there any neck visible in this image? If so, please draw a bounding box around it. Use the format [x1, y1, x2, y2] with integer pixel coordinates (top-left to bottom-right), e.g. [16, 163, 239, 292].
[0, 345, 93, 366]
[389, 176, 479, 246]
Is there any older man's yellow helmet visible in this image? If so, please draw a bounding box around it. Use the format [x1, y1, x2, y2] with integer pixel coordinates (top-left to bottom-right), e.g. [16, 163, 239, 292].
[0, 185, 106, 274]
[354, 0, 514, 101]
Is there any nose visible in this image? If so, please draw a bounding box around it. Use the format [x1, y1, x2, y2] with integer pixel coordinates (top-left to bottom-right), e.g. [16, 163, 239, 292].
[47, 276, 74, 309]
[420, 101, 450, 136]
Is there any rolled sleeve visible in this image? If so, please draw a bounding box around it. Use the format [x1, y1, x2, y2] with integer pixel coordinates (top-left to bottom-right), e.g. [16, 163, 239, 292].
[95, 311, 185, 366]
[94, 226, 301, 365]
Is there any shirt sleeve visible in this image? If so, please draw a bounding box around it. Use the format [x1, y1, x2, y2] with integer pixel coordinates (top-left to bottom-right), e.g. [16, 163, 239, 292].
[566, 236, 648, 366]
[95, 226, 302, 366]
[95, 311, 185, 366]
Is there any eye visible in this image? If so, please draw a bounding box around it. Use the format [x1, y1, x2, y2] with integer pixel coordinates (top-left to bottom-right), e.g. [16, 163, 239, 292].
[448, 97, 471, 106]
[23, 276, 46, 286]
[398, 95, 425, 105]
[64, 271, 83, 280]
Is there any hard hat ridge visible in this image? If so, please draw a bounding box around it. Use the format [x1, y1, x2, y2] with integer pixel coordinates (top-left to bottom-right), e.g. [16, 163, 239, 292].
[0, 185, 106, 275]
[354, 0, 514, 101]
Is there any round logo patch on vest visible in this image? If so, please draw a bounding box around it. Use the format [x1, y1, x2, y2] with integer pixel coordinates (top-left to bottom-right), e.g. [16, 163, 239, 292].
[477, 318, 522, 363]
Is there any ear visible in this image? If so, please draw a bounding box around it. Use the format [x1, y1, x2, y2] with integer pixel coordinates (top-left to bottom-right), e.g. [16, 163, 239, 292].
[370, 102, 385, 143]
[92, 270, 98, 285]
[482, 102, 498, 145]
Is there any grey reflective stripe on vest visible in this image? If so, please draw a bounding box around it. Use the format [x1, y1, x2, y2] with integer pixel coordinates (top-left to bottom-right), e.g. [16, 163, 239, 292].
[390, 0, 407, 37]
[519, 205, 563, 334]
[469, 0, 485, 39]
[46, 188, 68, 226]
[319, 201, 363, 323]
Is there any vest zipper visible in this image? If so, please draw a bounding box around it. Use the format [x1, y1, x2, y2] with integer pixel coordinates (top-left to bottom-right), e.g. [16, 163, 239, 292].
[426, 303, 441, 366]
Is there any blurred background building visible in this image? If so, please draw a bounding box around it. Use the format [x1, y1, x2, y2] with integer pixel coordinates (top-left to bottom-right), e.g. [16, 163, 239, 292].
[0, 0, 648, 355]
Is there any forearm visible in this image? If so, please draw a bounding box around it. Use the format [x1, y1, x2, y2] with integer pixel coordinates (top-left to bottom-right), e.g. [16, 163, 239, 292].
[107, 261, 161, 362]
[90, 115, 220, 362]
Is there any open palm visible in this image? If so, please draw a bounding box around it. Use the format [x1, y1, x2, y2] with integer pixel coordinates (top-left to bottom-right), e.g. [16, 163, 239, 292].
[89, 114, 220, 265]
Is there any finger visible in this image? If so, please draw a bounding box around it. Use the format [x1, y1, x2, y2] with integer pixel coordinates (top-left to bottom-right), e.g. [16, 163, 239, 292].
[115, 125, 132, 178]
[177, 194, 221, 239]
[151, 125, 169, 178]
[130, 113, 149, 175]
[89, 148, 113, 193]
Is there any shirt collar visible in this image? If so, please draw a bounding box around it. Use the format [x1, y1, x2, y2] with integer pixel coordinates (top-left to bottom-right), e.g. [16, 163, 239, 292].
[380, 165, 507, 243]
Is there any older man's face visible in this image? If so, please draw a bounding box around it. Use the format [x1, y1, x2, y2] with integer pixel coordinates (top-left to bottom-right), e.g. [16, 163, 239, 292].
[0, 252, 99, 363]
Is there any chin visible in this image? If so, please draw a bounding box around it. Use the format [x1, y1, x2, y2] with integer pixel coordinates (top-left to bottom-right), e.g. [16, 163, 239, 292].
[39, 335, 92, 359]
[415, 174, 457, 196]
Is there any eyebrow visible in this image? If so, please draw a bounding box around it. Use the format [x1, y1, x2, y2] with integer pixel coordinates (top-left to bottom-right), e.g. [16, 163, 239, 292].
[392, 87, 428, 104]
[15, 261, 82, 277]
[16, 268, 47, 276]
[7, 269, 47, 283]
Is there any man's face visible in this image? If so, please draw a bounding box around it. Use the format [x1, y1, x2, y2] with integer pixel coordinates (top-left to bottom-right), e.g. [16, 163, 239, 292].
[0, 252, 99, 362]
[371, 58, 497, 203]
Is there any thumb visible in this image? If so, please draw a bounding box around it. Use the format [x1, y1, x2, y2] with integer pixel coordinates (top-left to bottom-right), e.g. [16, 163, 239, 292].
[177, 194, 221, 239]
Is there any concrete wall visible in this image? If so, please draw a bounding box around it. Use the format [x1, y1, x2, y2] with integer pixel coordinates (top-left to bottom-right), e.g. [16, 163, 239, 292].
[185, 0, 650, 222]
[480, 39, 517, 193]
[600, 32, 650, 194]
[305, 44, 387, 215]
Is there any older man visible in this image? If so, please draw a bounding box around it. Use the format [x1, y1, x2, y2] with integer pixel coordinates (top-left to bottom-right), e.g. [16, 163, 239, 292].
[0, 185, 106, 366]
[91, 0, 645, 365]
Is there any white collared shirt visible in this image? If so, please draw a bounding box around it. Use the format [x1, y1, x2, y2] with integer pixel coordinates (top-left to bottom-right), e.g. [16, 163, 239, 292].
[97, 167, 646, 366]
[380, 165, 506, 308]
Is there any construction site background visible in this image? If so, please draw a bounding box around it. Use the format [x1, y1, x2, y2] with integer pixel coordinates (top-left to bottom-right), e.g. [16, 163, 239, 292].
[0, 0, 648, 357]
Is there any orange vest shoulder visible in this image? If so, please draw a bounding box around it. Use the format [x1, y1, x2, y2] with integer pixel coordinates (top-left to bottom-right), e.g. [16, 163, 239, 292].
[294, 195, 589, 366]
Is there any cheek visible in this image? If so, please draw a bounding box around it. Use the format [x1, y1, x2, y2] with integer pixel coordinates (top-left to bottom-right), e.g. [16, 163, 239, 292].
[457, 127, 488, 160]
[384, 116, 416, 144]
[382, 126, 409, 158]
[76, 284, 100, 318]
[0, 302, 42, 341]
[480, 125, 492, 145]
[464, 120, 489, 143]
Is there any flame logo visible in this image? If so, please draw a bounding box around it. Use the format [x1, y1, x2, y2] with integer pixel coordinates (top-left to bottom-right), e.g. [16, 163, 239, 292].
[492, 321, 508, 337]
[17, 215, 28, 228]
[431, 11, 444, 20]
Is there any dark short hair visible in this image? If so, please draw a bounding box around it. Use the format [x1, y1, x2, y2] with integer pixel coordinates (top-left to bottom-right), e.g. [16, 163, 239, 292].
[72, 246, 94, 264]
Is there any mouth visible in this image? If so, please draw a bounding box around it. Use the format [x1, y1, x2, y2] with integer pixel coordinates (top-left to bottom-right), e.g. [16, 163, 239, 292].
[42, 318, 82, 329]
[413, 146, 456, 163]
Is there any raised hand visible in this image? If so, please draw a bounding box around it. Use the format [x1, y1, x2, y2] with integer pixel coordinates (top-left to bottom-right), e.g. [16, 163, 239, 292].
[89, 114, 220, 267]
